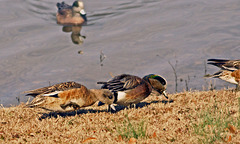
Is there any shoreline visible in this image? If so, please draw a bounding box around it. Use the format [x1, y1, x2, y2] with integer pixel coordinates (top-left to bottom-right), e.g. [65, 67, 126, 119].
[0, 90, 240, 143]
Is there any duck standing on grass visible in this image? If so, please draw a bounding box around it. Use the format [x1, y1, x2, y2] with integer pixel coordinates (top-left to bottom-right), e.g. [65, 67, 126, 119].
[205, 69, 240, 90]
[56, 0, 87, 25]
[206, 59, 240, 90]
[23, 82, 114, 112]
[97, 74, 168, 111]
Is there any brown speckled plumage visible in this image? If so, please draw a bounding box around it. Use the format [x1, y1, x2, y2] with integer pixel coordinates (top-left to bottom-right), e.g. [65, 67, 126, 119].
[207, 59, 240, 90]
[24, 82, 114, 112]
[231, 70, 240, 83]
[23, 81, 82, 97]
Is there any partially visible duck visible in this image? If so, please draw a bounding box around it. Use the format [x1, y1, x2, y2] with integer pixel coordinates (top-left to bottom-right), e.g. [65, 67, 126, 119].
[23, 81, 114, 112]
[205, 70, 240, 90]
[56, 1, 87, 26]
[207, 59, 240, 71]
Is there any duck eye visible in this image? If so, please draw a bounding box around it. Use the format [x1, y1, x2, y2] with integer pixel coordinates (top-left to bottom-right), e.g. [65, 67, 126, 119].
[108, 95, 113, 99]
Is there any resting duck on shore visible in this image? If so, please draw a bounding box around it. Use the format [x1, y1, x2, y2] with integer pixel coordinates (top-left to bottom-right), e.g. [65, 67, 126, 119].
[205, 69, 240, 90]
[206, 58, 240, 90]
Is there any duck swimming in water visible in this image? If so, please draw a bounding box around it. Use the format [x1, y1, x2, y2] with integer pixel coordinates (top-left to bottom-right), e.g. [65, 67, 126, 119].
[56, 1, 87, 26]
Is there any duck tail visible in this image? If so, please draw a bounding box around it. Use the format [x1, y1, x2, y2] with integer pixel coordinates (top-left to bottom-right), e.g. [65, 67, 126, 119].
[26, 96, 45, 108]
[97, 82, 109, 89]
[24, 93, 39, 97]
[204, 71, 223, 78]
[207, 59, 229, 63]
[97, 81, 107, 84]
[207, 62, 225, 68]
[56, 2, 65, 10]
[22, 90, 41, 97]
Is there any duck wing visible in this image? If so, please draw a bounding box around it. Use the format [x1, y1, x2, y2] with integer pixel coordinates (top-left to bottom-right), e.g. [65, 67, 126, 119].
[207, 59, 240, 71]
[97, 74, 142, 92]
[23, 81, 83, 97]
[56, 2, 72, 15]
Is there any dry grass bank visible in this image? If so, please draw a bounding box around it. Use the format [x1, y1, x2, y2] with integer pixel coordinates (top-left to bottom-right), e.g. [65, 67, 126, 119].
[0, 90, 240, 144]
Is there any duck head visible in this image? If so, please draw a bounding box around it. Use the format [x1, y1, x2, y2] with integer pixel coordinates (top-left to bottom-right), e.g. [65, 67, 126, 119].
[72, 1, 87, 21]
[143, 74, 168, 99]
[96, 89, 115, 105]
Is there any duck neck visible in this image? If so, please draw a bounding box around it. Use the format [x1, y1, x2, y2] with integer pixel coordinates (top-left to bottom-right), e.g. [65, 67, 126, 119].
[142, 77, 153, 90]
[72, 11, 80, 17]
[88, 89, 102, 102]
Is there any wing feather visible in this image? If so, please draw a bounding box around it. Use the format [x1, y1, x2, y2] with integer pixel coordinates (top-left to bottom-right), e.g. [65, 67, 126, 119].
[207, 59, 240, 71]
[23, 81, 82, 97]
[97, 74, 142, 92]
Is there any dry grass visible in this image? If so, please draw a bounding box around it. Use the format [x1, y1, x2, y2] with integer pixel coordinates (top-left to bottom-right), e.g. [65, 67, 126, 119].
[1, 90, 240, 144]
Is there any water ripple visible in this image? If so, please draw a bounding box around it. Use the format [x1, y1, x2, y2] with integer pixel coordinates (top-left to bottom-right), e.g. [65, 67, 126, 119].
[24, 0, 56, 22]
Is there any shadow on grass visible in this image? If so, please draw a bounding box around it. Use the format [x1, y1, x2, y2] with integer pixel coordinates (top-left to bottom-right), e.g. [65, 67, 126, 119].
[39, 99, 174, 120]
[137, 99, 174, 108]
[39, 109, 107, 120]
[108, 99, 174, 113]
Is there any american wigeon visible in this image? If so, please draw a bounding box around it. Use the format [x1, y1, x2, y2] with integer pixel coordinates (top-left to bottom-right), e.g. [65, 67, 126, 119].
[56, 1, 87, 26]
[23, 81, 114, 112]
[142, 74, 168, 97]
[97, 74, 167, 110]
[205, 70, 240, 90]
[207, 59, 240, 71]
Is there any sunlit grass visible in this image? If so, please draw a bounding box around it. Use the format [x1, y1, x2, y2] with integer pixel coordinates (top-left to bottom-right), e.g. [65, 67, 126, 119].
[192, 96, 240, 143]
[113, 113, 147, 140]
[0, 90, 239, 143]
[238, 97, 240, 128]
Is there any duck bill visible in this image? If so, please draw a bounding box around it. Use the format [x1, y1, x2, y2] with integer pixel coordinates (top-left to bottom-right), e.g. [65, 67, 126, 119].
[162, 90, 168, 99]
[80, 9, 87, 21]
[110, 104, 116, 111]
[151, 89, 168, 99]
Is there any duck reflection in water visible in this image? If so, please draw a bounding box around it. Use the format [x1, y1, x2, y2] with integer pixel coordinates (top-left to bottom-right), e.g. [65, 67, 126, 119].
[62, 26, 86, 45]
[56, 1, 87, 45]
